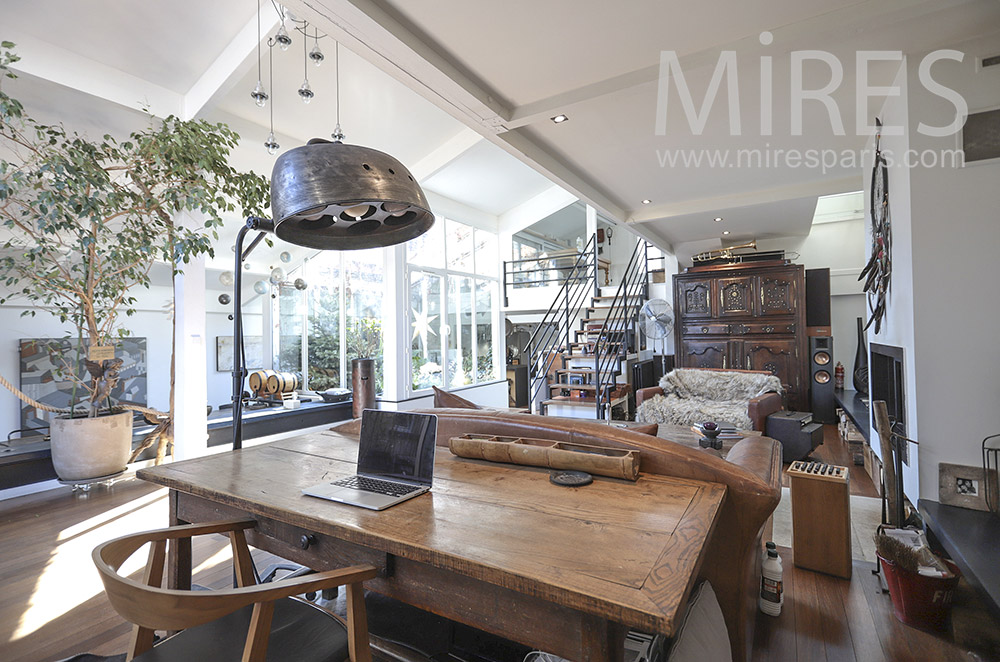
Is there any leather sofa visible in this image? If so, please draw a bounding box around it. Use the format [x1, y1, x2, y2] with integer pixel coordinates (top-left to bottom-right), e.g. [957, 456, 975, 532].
[332, 409, 781, 662]
[635, 368, 783, 432]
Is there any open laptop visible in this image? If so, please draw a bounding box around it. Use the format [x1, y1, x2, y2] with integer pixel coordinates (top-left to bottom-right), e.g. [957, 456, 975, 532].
[302, 409, 437, 510]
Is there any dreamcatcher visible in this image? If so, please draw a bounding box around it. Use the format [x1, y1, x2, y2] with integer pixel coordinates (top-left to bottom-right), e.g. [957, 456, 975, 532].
[859, 117, 891, 333]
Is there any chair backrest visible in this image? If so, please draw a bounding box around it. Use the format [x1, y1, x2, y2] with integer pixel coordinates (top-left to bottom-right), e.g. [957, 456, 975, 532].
[93, 518, 377, 661]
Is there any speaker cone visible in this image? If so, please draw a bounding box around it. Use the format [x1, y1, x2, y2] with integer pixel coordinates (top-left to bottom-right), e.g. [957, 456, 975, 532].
[814, 351, 831, 365]
[814, 370, 831, 384]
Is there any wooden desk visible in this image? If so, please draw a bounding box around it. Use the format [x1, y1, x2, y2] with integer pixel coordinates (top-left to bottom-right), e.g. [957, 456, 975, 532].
[139, 429, 726, 662]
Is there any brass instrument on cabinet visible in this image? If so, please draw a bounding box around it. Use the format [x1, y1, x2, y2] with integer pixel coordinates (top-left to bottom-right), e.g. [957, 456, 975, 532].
[692, 240, 757, 263]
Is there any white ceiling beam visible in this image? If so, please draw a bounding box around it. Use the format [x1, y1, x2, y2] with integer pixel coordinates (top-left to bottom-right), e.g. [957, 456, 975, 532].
[498, 186, 577, 235]
[408, 127, 482, 182]
[9, 34, 181, 118]
[628, 175, 860, 225]
[183, 11, 280, 120]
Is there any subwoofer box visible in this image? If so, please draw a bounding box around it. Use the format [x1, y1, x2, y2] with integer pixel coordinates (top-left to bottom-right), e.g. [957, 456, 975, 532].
[766, 411, 824, 463]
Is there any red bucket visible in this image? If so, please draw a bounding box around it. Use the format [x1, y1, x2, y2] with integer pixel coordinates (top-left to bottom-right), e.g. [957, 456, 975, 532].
[878, 554, 961, 631]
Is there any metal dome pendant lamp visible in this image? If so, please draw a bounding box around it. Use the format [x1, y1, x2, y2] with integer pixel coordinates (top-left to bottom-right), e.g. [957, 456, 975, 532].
[231, 41, 434, 449]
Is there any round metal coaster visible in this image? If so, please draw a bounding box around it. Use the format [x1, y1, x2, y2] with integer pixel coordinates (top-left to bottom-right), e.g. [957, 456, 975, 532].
[549, 470, 593, 487]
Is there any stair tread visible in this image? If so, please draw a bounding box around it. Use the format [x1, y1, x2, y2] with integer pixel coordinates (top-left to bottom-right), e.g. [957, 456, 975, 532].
[543, 394, 629, 406]
[550, 384, 597, 391]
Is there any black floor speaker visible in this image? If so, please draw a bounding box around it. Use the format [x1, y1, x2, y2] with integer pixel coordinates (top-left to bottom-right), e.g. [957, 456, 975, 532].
[809, 336, 836, 423]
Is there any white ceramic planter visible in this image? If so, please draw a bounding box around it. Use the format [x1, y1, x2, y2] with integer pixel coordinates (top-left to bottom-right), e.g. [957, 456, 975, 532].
[50, 411, 133, 481]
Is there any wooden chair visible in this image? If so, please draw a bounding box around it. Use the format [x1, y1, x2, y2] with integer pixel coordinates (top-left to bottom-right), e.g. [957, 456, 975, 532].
[92, 518, 377, 662]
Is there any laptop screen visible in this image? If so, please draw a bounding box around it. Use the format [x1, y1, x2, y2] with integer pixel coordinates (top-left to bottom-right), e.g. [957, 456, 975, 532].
[357, 409, 437, 486]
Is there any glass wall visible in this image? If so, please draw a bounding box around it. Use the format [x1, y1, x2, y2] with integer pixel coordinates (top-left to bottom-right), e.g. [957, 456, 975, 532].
[407, 219, 499, 394]
[272, 247, 385, 394]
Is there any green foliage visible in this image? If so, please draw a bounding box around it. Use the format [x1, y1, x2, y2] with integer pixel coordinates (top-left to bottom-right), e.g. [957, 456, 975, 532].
[0, 44, 270, 404]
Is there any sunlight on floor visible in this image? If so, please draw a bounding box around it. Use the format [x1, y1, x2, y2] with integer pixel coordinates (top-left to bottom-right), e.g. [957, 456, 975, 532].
[13, 490, 167, 641]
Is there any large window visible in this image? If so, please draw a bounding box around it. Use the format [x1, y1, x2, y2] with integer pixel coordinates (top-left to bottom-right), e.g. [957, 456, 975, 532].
[407, 219, 500, 393]
[273, 248, 385, 394]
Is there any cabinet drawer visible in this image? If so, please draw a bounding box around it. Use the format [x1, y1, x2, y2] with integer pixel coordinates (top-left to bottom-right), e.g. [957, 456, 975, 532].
[682, 323, 731, 336]
[729, 322, 796, 336]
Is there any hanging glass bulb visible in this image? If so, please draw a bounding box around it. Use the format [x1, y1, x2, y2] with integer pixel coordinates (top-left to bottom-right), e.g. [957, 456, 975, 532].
[218, 293, 232, 305]
[270, 267, 286, 284]
[331, 122, 345, 143]
[279, 251, 292, 263]
[265, 131, 280, 155]
[294, 278, 308, 291]
[219, 271, 235, 287]
[251, 79, 268, 107]
[309, 43, 324, 66]
[275, 23, 292, 50]
[253, 280, 269, 295]
[298, 79, 314, 103]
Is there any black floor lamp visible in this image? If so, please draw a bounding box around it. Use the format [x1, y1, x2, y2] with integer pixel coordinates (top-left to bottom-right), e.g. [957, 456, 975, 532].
[232, 137, 434, 449]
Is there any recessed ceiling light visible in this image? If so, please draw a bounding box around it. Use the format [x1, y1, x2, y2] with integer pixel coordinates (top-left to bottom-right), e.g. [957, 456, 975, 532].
[641, 199, 651, 205]
[714, 217, 723, 222]
[723, 230, 731, 235]
[551, 114, 569, 123]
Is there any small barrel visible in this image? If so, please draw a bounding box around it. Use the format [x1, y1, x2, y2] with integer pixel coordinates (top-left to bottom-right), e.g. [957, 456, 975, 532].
[248, 369, 276, 395]
[266, 371, 299, 394]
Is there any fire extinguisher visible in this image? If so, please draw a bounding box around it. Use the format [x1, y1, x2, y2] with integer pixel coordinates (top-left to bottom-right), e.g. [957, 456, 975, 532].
[835, 361, 845, 390]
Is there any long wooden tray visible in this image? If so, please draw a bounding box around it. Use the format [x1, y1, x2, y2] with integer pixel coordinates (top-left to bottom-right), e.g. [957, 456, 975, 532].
[448, 434, 640, 481]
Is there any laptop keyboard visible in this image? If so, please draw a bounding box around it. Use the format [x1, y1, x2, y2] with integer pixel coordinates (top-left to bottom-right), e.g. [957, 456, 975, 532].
[332, 475, 418, 497]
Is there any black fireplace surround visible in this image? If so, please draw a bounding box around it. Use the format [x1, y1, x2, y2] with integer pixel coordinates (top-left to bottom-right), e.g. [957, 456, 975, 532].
[870, 342, 905, 436]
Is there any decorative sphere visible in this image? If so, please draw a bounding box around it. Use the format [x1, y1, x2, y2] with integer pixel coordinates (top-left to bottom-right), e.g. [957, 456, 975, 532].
[253, 280, 268, 295]
[219, 271, 235, 287]
[279, 251, 292, 263]
[270, 267, 285, 284]
[294, 278, 308, 291]
[218, 293, 231, 305]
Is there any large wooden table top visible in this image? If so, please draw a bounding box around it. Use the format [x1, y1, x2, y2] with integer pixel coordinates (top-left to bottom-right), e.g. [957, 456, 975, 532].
[139, 429, 727, 656]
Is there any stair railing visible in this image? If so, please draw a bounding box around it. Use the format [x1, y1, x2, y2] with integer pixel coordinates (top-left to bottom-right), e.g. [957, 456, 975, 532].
[522, 235, 600, 413]
[592, 240, 650, 419]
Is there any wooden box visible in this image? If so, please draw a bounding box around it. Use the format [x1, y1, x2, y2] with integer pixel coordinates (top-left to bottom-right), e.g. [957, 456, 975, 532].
[864, 447, 883, 496]
[789, 461, 852, 579]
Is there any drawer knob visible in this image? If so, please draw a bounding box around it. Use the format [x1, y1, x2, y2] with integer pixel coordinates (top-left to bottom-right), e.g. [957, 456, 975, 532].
[300, 534, 317, 550]
[764, 326, 774, 333]
[702, 327, 709, 334]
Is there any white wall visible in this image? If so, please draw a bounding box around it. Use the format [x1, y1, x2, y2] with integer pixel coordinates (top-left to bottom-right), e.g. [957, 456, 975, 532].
[905, 39, 1000, 500]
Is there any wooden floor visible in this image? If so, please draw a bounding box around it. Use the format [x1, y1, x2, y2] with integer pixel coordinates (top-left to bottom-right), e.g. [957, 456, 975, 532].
[0, 479, 277, 662]
[781, 424, 880, 498]
[750, 546, 994, 662]
[0, 464, 989, 662]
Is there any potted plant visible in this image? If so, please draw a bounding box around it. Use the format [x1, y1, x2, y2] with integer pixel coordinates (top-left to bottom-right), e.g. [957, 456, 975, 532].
[0, 44, 270, 480]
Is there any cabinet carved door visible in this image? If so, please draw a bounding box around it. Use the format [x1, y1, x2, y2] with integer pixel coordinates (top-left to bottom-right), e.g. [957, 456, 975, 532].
[757, 274, 797, 316]
[718, 277, 754, 317]
[744, 339, 797, 391]
[677, 279, 714, 318]
[680, 340, 728, 369]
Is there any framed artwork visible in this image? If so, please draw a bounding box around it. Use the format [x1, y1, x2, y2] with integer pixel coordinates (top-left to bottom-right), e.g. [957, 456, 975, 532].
[19, 337, 148, 431]
[938, 463, 991, 511]
[216, 336, 264, 372]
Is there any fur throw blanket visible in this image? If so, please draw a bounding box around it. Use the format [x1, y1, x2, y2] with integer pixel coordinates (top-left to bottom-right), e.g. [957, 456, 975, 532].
[636, 369, 781, 430]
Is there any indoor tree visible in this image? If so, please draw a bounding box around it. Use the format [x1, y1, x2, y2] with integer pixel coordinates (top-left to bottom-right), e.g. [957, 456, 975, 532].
[0, 43, 269, 449]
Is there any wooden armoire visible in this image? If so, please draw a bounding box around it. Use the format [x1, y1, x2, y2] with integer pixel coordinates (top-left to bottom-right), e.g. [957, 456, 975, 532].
[673, 261, 808, 411]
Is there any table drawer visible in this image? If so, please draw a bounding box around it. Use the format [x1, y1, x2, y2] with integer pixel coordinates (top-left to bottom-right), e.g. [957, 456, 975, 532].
[176, 494, 390, 576]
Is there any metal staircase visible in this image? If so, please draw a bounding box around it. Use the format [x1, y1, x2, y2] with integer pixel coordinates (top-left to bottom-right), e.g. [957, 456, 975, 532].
[509, 237, 651, 419]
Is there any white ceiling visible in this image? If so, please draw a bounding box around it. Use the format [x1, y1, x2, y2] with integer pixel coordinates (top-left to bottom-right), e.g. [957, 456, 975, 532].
[292, 0, 1000, 248]
[421, 140, 555, 215]
[3, 0, 1000, 259]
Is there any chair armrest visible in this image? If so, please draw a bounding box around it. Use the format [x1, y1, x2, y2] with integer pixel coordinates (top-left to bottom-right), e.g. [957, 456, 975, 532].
[748, 392, 782, 432]
[636, 386, 663, 407]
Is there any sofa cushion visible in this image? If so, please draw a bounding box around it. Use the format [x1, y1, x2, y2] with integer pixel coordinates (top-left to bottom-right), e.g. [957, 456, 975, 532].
[637, 393, 755, 430]
[660, 369, 781, 402]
